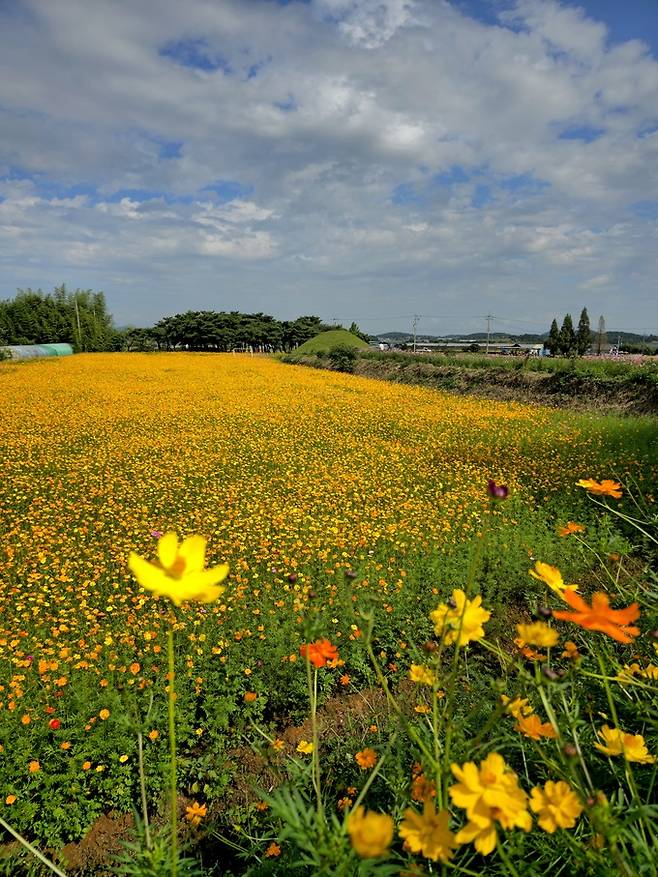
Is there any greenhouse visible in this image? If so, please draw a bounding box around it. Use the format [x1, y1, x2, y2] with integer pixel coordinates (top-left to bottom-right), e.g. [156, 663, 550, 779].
[1, 343, 74, 361]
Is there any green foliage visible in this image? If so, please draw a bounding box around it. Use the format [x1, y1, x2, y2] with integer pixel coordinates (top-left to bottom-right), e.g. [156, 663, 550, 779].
[558, 313, 576, 356]
[113, 825, 206, 877]
[329, 344, 359, 373]
[148, 312, 333, 353]
[546, 319, 560, 356]
[576, 307, 591, 356]
[0, 285, 116, 351]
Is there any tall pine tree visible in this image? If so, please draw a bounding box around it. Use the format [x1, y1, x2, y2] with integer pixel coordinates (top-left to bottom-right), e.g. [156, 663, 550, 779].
[558, 314, 576, 356]
[546, 318, 560, 355]
[576, 307, 591, 356]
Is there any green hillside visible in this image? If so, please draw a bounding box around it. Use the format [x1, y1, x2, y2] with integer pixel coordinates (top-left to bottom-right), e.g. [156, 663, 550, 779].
[294, 329, 370, 354]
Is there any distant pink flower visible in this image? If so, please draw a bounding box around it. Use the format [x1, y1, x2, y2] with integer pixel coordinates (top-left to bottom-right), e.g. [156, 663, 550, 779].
[150, 530, 162, 539]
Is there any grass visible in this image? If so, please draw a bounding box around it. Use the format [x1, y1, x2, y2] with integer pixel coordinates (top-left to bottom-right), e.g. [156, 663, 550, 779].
[361, 349, 658, 379]
[294, 330, 370, 355]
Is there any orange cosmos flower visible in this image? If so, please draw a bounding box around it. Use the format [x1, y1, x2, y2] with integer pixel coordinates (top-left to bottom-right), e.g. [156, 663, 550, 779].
[576, 479, 623, 499]
[185, 801, 207, 826]
[355, 748, 378, 770]
[553, 591, 640, 644]
[299, 639, 338, 668]
[515, 713, 558, 741]
[28, 760, 40, 773]
[243, 691, 257, 703]
[558, 521, 586, 537]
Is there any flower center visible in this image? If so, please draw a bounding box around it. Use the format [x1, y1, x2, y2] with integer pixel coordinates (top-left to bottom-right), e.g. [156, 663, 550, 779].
[168, 556, 187, 578]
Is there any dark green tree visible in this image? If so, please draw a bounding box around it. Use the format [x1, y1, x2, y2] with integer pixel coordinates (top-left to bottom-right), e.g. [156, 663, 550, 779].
[546, 318, 560, 356]
[558, 313, 576, 356]
[348, 321, 370, 343]
[576, 307, 591, 356]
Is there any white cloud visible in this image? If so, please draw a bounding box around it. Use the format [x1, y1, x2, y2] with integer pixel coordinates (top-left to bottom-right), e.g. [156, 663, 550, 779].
[0, 0, 657, 331]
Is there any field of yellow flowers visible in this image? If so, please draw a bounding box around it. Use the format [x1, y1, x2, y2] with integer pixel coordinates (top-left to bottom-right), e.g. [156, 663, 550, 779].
[0, 353, 656, 876]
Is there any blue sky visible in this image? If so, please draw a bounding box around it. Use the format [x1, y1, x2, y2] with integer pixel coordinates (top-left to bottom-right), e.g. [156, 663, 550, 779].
[1, 0, 657, 334]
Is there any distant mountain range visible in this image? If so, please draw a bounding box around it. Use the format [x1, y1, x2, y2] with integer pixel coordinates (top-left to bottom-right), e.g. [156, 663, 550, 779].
[377, 331, 658, 346]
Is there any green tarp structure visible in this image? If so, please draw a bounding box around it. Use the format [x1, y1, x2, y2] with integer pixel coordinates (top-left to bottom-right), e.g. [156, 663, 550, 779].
[1, 343, 73, 361]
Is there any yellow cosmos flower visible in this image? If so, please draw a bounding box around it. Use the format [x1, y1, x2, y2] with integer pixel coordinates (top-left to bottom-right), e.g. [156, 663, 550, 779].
[409, 664, 436, 686]
[500, 695, 534, 719]
[449, 753, 531, 856]
[515, 621, 559, 648]
[296, 740, 314, 754]
[347, 806, 394, 859]
[528, 562, 577, 599]
[399, 800, 457, 863]
[128, 532, 229, 606]
[594, 726, 656, 764]
[530, 781, 583, 833]
[430, 589, 490, 647]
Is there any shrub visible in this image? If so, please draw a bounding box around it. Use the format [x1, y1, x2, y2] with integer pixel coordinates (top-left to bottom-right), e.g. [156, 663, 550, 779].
[328, 344, 358, 373]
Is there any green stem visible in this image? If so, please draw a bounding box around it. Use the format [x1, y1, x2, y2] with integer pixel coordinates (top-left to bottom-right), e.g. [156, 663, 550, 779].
[306, 658, 324, 828]
[495, 836, 522, 877]
[432, 679, 443, 807]
[589, 497, 657, 545]
[365, 636, 436, 766]
[596, 652, 655, 848]
[136, 729, 152, 850]
[0, 817, 68, 877]
[167, 627, 178, 877]
[558, 690, 594, 795]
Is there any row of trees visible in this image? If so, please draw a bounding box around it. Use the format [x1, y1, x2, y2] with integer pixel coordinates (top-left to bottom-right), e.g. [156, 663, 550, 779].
[124, 312, 341, 352]
[545, 308, 607, 356]
[0, 286, 117, 351]
[0, 287, 358, 354]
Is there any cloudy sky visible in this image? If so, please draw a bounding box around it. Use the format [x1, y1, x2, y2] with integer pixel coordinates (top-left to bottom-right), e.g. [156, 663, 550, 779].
[1, 0, 657, 335]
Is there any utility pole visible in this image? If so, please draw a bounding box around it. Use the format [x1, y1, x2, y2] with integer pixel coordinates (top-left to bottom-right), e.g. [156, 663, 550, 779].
[74, 295, 83, 351]
[485, 314, 493, 354]
[412, 314, 419, 353]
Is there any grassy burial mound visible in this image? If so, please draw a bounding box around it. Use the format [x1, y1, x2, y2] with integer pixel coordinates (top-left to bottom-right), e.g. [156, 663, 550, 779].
[293, 328, 370, 355]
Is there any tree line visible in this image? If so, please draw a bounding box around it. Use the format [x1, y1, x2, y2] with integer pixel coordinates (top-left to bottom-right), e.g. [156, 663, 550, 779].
[0, 287, 359, 353]
[124, 312, 348, 352]
[545, 308, 608, 356]
[0, 286, 117, 351]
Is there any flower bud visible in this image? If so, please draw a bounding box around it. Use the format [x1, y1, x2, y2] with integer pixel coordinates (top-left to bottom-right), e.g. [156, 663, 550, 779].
[563, 743, 577, 757]
[487, 479, 509, 500]
[541, 665, 559, 681]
